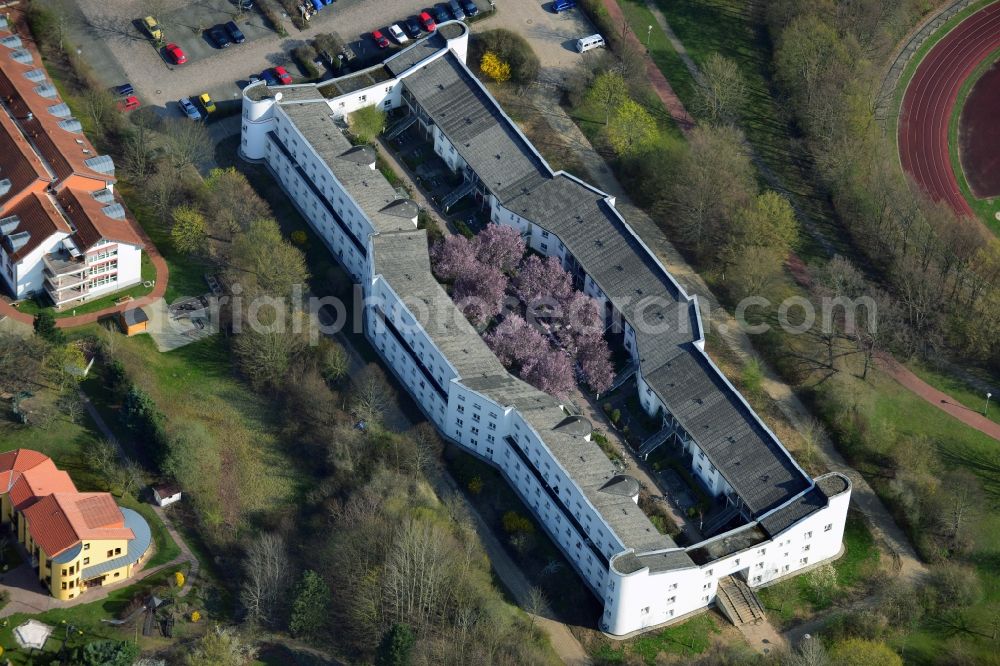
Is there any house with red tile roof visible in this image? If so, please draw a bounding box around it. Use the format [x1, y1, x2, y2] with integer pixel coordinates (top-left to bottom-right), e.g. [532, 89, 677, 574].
[0, 449, 151, 601]
[0, 11, 145, 308]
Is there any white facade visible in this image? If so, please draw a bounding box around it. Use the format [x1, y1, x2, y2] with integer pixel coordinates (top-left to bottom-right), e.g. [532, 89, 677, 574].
[240, 22, 851, 637]
[0, 229, 69, 299]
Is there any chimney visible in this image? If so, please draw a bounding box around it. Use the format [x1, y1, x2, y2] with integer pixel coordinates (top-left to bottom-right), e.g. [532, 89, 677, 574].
[26, 112, 32, 122]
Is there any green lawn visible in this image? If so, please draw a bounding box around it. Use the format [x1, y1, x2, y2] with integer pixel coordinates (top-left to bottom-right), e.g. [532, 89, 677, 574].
[592, 613, 720, 664]
[906, 360, 1000, 427]
[759, 513, 879, 626]
[948, 47, 1000, 237]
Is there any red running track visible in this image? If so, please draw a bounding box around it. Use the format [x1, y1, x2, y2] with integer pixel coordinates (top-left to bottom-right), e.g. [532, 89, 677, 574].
[898, 3, 1000, 217]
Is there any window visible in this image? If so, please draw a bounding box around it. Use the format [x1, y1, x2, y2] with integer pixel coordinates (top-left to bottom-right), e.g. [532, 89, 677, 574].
[668, 583, 678, 591]
[458, 394, 465, 402]
[107, 550, 113, 558]
[800, 557, 809, 565]
[472, 413, 480, 422]
[83, 543, 89, 551]
[667, 595, 676, 604]
[114, 572, 120, 577]
[489, 411, 498, 419]
[702, 582, 711, 590]
[753, 575, 762, 584]
[471, 427, 479, 435]
[488, 422, 496, 430]
[640, 606, 650, 615]
[359, 94, 367, 102]
[541, 230, 549, 238]
[702, 595, 709, 602]
[756, 562, 764, 569]
[457, 405, 465, 414]
[486, 434, 495, 443]
[825, 523, 833, 532]
[758, 548, 766, 556]
[83, 557, 90, 565]
[61, 582, 67, 590]
[802, 545, 810, 552]
[114, 548, 121, 555]
[456, 418, 463, 427]
[705, 569, 713, 577]
[804, 531, 813, 539]
[783, 564, 790, 572]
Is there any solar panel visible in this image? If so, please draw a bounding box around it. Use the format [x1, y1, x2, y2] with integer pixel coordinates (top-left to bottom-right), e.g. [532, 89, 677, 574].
[10, 49, 33, 64]
[23, 68, 46, 82]
[57, 118, 82, 133]
[34, 83, 58, 99]
[84, 155, 115, 175]
[102, 203, 125, 220]
[48, 103, 71, 118]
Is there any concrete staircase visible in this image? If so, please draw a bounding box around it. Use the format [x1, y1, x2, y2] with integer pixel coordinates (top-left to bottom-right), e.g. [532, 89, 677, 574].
[715, 575, 766, 626]
[700, 502, 741, 537]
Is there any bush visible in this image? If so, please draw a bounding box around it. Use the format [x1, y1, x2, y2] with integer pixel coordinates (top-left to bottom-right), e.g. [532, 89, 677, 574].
[921, 563, 983, 613]
[603, 402, 612, 415]
[470, 30, 540, 86]
[292, 44, 319, 79]
[453, 218, 474, 238]
[502, 511, 534, 535]
[260, 0, 290, 36]
[611, 408, 621, 425]
[290, 230, 307, 245]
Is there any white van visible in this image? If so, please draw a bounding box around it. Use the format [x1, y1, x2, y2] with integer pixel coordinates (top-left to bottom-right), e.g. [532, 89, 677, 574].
[576, 34, 606, 53]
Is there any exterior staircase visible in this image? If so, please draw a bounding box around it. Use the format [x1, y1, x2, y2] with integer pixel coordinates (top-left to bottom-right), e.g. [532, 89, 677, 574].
[700, 502, 741, 537]
[638, 423, 675, 459]
[715, 575, 766, 626]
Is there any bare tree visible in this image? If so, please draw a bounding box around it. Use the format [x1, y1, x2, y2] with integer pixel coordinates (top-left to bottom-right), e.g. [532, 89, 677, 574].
[86, 439, 121, 483]
[692, 53, 747, 125]
[382, 519, 454, 629]
[162, 118, 213, 170]
[524, 586, 547, 627]
[350, 364, 395, 425]
[240, 533, 291, 626]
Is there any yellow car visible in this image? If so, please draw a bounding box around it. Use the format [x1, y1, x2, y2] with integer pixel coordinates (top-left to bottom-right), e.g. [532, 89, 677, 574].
[142, 16, 162, 41]
[198, 93, 216, 114]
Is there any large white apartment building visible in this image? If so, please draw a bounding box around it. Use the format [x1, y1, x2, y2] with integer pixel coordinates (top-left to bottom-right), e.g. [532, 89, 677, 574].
[240, 21, 850, 636]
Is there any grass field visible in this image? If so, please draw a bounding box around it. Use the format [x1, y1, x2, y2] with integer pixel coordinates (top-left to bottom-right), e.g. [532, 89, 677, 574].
[949, 46, 1000, 236]
[906, 360, 1000, 427]
[590, 613, 722, 664]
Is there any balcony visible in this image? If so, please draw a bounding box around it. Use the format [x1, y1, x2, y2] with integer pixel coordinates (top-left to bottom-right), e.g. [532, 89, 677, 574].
[44, 269, 88, 290]
[42, 252, 86, 276]
[47, 283, 90, 307]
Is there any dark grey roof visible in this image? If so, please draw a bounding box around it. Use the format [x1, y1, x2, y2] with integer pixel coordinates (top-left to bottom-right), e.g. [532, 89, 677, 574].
[339, 145, 376, 166]
[380, 198, 418, 219]
[385, 32, 447, 76]
[402, 52, 551, 201]
[687, 523, 768, 565]
[613, 549, 694, 575]
[600, 474, 640, 497]
[554, 414, 592, 437]
[281, 103, 415, 235]
[759, 488, 827, 539]
[121, 307, 149, 326]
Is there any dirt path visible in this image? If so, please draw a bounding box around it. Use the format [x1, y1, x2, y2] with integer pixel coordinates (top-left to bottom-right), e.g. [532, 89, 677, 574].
[878, 353, 1000, 441]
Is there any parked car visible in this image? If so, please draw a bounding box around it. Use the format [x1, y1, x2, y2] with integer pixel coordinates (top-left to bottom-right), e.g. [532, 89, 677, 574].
[403, 16, 422, 38]
[388, 24, 408, 44]
[432, 5, 451, 24]
[552, 0, 576, 11]
[248, 75, 261, 84]
[448, 0, 465, 20]
[142, 16, 162, 40]
[310, 0, 322, 9]
[224, 21, 245, 44]
[117, 96, 140, 112]
[261, 69, 278, 85]
[273, 65, 292, 85]
[420, 10, 438, 31]
[178, 97, 202, 120]
[207, 25, 231, 48]
[199, 93, 216, 113]
[371, 30, 390, 49]
[165, 43, 187, 64]
[460, 0, 479, 17]
[113, 83, 134, 97]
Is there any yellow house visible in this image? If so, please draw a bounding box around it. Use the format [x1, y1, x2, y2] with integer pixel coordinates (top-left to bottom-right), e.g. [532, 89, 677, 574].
[0, 449, 151, 601]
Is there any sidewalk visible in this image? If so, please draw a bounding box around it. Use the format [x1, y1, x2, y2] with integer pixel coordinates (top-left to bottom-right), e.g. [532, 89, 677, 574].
[878, 353, 1000, 441]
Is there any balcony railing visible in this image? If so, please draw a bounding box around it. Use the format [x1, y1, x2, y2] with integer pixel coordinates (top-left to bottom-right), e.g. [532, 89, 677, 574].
[44, 269, 88, 290]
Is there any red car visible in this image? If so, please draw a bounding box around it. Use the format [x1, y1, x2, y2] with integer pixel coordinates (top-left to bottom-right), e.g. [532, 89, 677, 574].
[273, 65, 292, 85]
[117, 96, 141, 112]
[419, 11, 437, 31]
[165, 43, 187, 64]
[371, 30, 389, 49]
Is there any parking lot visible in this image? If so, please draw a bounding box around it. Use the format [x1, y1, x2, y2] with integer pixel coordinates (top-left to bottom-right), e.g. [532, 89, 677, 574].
[52, 0, 493, 120]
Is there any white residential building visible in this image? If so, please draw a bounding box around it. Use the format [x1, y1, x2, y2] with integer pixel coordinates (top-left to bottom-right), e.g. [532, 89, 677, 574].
[241, 21, 851, 637]
[0, 16, 144, 306]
